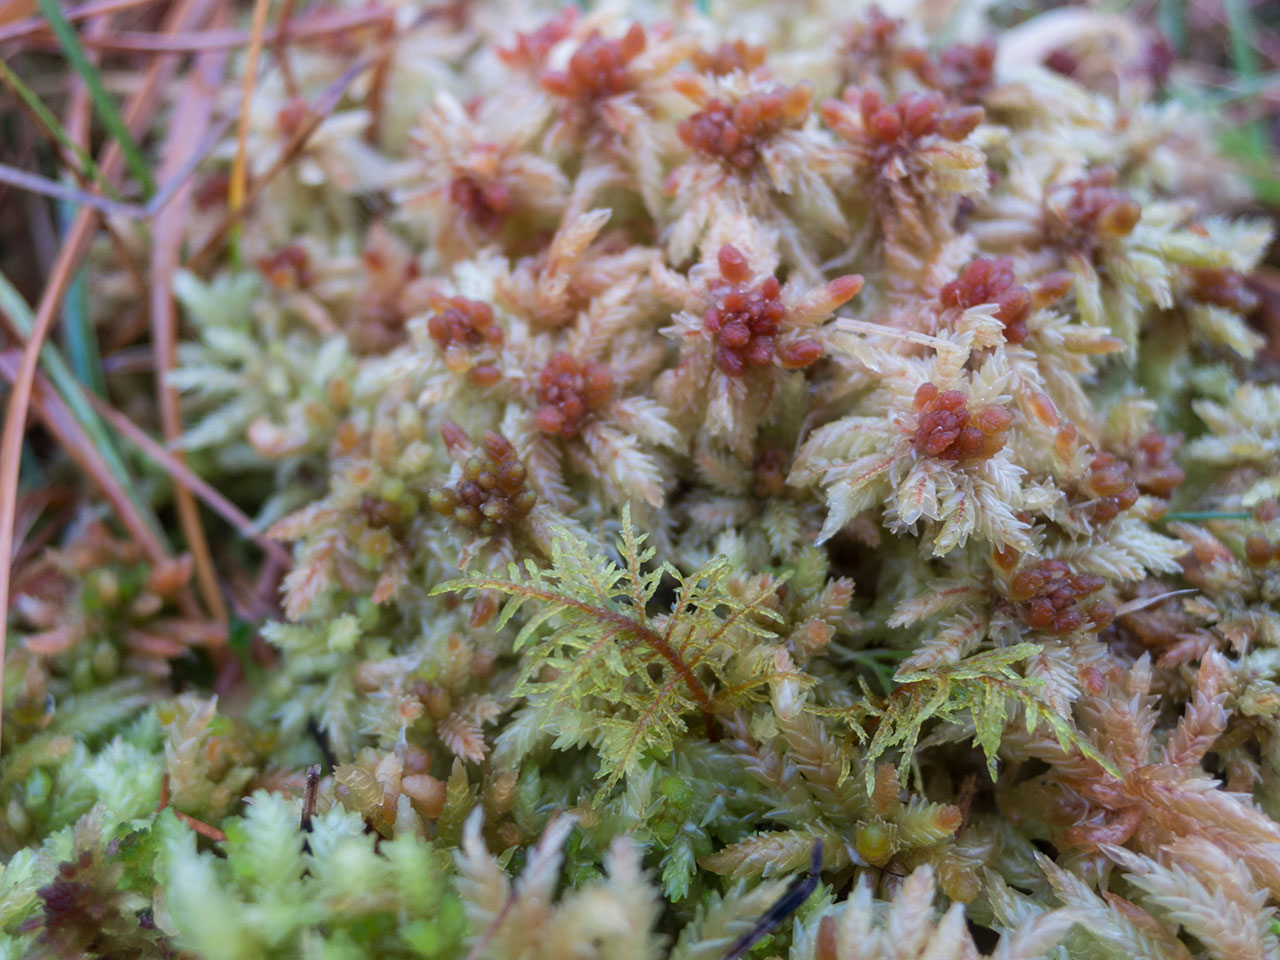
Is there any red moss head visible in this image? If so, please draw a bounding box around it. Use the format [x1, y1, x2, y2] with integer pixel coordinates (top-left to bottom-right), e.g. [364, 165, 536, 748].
[1009, 560, 1114, 634]
[940, 257, 1032, 343]
[692, 39, 768, 77]
[1132, 432, 1185, 498]
[844, 6, 902, 59]
[912, 382, 1012, 461]
[754, 445, 790, 497]
[541, 25, 646, 100]
[498, 9, 577, 70]
[1083, 452, 1139, 523]
[1244, 534, 1275, 568]
[257, 245, 313, 291]
[534, 353, 613, 439]
[909, 39, 997, 104]
[1054, 167, 1141, 246]
[701, 245, 832, 376]
[448, 174, 513, 232]
[678, 85, 812, 170]
[841, 6, 910, 87]
[426, 297, 503, 385]
[852, 88, 984, 147]
[354, 238, 424, 355]
[1189, 267, 1259, 315]
[428, 428, 536, 536]
[704, 246, 787, 374]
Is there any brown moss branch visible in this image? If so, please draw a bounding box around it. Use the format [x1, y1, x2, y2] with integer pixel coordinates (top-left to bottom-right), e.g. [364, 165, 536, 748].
[452, 580, 720, 739]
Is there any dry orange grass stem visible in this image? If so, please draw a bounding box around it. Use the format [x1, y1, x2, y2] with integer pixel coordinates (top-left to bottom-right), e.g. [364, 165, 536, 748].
[0, 0, 217, 753]
[0, 0, 409, 754]
[156, 773, 228, 842]
[227, 0, 272, 232]
[153, 9, 232, 627]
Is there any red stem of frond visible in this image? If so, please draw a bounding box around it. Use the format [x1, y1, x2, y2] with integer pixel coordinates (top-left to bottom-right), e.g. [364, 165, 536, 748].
[466, 581, 721, 741]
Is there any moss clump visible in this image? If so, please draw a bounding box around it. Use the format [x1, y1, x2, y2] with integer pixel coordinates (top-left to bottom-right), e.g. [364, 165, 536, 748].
[3, 1, 1279, 958]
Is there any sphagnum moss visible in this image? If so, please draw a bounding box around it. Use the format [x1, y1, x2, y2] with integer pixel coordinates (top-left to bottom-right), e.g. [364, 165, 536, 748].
[3, 1, 1280, 958]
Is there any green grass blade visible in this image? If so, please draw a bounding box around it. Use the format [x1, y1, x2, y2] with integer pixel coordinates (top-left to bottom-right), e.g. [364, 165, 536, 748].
[0, 271, 169, 549]
[1223, 0, 1261, 78]
[56, 200, 107, 396]
[60, 269, 104, 396]
[1217, 0, 1279, 204]
[1157, 0, 1186, 56]
[1160, 511, 1251, 522]
[0, 57, 119, 200]
[34, 0, 155, 198]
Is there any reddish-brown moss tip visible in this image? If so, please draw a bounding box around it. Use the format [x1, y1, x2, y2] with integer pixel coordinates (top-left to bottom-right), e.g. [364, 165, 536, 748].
[940, 257, 1032, 343]
[912, 383, 1011, 461]
[678, 85, 812, 169]
[534, 353, 613, 439]
[540, 25, 646, 100]
[429, 430, 536, 536]
[1010, 559, 1114, 634]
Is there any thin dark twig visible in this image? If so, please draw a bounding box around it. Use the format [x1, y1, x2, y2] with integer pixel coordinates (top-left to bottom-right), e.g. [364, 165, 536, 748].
[84, 391, 293, 566]
[186, 5, 446, 273]
[185, 52, 374, 272]
[723, 840, 823, 960]
[0, 163, 149, 216]
[0, 0, 163, 45]
[274, 0, 302, 97]
[73, 8, 393, 52]
[307, 719, 338, 772]
[301, 764, 321, 832]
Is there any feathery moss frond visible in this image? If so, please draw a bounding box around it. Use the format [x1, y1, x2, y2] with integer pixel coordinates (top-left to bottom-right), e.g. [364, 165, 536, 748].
[817, 643, 1118, 788]
[434, 505, 783, 786]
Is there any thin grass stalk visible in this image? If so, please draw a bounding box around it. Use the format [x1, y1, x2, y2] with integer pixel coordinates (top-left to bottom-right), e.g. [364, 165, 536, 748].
[60, 10, 107, 397]
[0, 57, 117, 198]
[34, 0, 156, 196]
[0, 0, 161, 44]
[0, 354, 169, 565]
[273, 0, 301, 96]
[0, 272, 165, 545]
[70, 8, 392, 53]
[227, 0, 272, 265]
[0, 0, 217, 755]
[85, 392, 293, 567]
[152, 25, 233, 625]
[0, 163, 147, 215]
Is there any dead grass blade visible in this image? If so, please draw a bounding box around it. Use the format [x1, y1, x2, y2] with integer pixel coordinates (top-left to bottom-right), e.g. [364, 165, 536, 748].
[273, 0, 301, 95]
[152, 12, 231, 625]
[9, 487, 74, 578]
[0, 0, 160, 44]
[0, 0, 219, 754]
[85, 393, 293, 568]
[227, 0, 272, 263]
[0, 270, 166, 546]
[0, 162, 147, 216]
[75, 8, 391, 52]
[0, 353, 169, 565]
[187, 45, 390, 273]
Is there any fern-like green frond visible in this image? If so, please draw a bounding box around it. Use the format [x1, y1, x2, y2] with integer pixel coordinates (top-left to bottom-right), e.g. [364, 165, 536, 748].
[432, 506, 784, 786]
[817, 644, 1118, 788]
